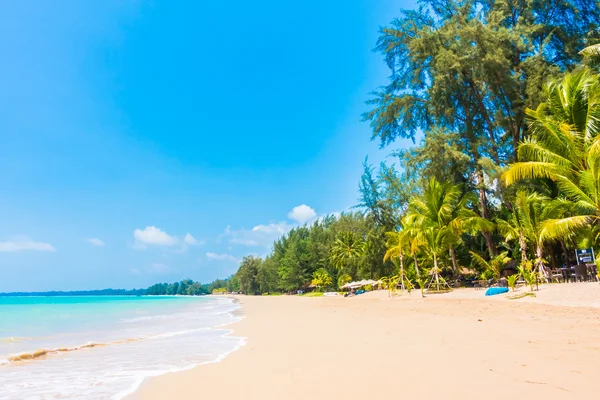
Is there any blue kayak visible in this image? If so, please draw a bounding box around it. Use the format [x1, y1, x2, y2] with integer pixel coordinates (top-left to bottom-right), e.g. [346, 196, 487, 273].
[485, 287, 509, 296]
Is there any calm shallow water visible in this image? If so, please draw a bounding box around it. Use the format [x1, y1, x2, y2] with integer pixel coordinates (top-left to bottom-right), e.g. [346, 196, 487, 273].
[0, 295, 243, 399]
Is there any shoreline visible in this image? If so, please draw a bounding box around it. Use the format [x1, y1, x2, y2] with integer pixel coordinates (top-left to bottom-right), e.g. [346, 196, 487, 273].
[116, 296, 246, 400]
[1, 295, 243, 399]
[128, 284, 600, 400]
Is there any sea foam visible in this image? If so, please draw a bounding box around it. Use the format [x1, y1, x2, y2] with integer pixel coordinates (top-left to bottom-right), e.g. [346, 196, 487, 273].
[0, 296, 244, 400]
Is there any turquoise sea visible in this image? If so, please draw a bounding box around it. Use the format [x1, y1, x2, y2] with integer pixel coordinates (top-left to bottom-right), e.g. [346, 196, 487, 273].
[0, 295, 243, 399]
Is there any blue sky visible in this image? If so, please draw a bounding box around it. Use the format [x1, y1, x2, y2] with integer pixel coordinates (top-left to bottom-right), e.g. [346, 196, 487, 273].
[0, 0, 414, 291]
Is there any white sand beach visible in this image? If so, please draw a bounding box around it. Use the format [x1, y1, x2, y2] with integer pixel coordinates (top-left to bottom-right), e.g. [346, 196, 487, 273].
[129, 283, 600, 400]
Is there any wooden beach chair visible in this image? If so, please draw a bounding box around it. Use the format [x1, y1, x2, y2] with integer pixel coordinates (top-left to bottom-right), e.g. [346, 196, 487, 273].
[574, 264, 589, 282]
[548, 269, 564, 283]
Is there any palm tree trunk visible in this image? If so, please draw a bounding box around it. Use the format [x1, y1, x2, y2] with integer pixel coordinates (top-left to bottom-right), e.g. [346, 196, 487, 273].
[433, 255, 440, 291]
[560, 240, 571, 269]
[466, 113, 497, 257]
[473, 163, 497, 257]
[399, 254, 406, 291]
[550, 247, 558, 270]
[536, 245, 547, 282]
[450, 247, 459, 282]
[413, 253, 421, 279]
[519, 235, 528, 264]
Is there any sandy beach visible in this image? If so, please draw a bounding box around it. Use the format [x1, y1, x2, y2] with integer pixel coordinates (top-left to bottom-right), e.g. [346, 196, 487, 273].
[129, 283, 600, 400]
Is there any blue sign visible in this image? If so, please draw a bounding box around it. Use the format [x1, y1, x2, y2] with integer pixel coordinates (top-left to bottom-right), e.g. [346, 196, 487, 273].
[576, 248, 595, 264]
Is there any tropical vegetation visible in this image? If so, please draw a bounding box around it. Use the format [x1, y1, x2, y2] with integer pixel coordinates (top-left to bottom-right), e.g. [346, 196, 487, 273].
[146, 1, 600, 296]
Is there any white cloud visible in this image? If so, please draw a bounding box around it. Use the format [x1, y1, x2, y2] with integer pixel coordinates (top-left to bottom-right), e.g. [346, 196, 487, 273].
[225, 222, 292, 247]
[85, 238, 105, 247]
[288, 204, 316, 223]
[0, 237, 56, 252]
[252, 223, 288, 234]
[130, 268, 141, 275]
[134, 226, 177, 247]
[151, 263, 170, 273]
[184, 233, 200, 245]
[221, 206, 342, 250]
[206, 252, 241, 263]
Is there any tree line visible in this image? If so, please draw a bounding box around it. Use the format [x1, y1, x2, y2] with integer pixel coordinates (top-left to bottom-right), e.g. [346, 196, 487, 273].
[145, 278, 239, 296]
[228, 0, 600, 294]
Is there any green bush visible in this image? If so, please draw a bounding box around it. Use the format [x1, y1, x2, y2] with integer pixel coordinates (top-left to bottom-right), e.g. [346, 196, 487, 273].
[506, 274, 519, 292]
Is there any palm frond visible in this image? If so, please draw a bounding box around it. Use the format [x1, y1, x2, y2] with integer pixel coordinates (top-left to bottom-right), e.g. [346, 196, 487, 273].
[503, 162, 560, 186]
[540, 216, 593, 241]
[580, 44, 600, 58]
[517, 139, 573, 168]
[555, 175, 596, 205]
[469, 251, 490, 270]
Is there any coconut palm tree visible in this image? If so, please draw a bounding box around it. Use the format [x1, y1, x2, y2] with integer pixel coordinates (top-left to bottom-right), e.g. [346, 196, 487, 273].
[311, 268, 332, 292]
[330, 231, 364, 274]
[398, 217, 425, 279]
[503, 67, 600, 241]
[417, 225, 452, 291]
[470, 251, 512, 281]
[383, 231, 413, 290]
[404, 178, 494, 280]
[497, 194, 530, 264]
[497, 191, 571, 276]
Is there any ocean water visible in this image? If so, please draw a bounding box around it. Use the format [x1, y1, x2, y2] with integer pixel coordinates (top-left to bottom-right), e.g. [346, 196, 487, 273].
[0, 295, 243, 399]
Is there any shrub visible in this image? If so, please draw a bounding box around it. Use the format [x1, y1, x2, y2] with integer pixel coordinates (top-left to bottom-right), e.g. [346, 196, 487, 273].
[506, 274, 519, 292]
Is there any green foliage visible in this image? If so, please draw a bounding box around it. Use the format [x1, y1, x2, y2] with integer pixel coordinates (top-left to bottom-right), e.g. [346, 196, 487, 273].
[470, 251, 512, 280]
[365, 0, 598, 151]
[504, 68, 600, 246]
[480, 269, 495, 281]
[227, 213, 393, 295]
[256, 257, 279, 294]
[311, 268, 333, 292]
[145, 277, 239, 296]
[581, 44, 600, 70]
[506, 274, 519, 292]
[330, 231, 365, 272]
[403, 177, 494, 280]
[337, 273, 352, 288]
[363, 0, 600, 265]
[404, 278, 414, 294]
[394, 129, 471, 188]
[415, 275, 428, 298]
[380, 275, 400, 297]
[143, 3, 600, 299]
[518, 263, 537, 292]
[226, 275, 240, 293]
[147, 279, 210, 296]
[237, 256, 262, 295]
